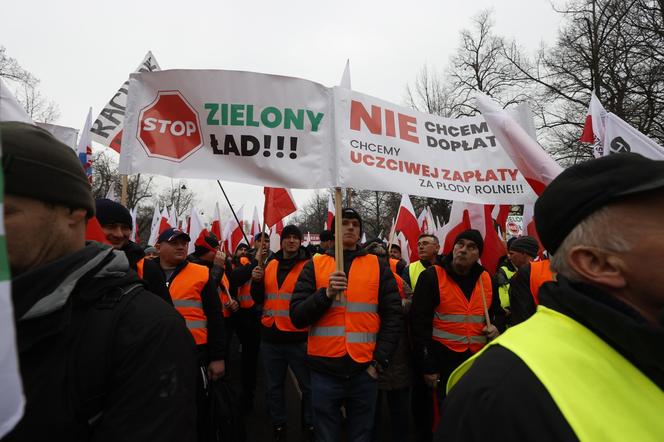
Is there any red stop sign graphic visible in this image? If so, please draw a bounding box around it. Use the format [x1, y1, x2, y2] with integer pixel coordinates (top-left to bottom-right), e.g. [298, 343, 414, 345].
[507, 221, 519, 235]
[137, 91, 203, 161]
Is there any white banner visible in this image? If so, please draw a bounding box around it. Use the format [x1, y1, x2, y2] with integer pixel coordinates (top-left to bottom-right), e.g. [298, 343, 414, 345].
[603, 113, 664, 160]
[119, 70, 335, 189]
[91, 51, 160, 152]
[335, 88, 537, 203]
[36, 123, 79, 150]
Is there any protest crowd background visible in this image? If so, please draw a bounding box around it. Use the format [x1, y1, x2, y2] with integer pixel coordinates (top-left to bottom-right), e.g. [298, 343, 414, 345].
[0, 0, 663, 441]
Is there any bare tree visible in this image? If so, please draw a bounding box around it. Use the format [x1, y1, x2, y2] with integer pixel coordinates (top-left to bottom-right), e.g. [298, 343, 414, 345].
[158, 180, 196, 219]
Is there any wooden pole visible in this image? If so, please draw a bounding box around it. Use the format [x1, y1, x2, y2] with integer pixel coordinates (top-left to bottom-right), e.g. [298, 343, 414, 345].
[120, 175, 128, 206]
[386, 220, 396, 257]
[478, 275, 492, 327]
[334, 187, 344, 301]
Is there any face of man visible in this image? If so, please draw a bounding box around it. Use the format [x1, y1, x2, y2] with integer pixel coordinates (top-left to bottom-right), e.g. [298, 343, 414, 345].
[5, 195, 86, 276]
[418, 236, 439, 262]
[100, 222, 131, 249]
[341, 218, 361, 249]
[156, 237, 189, 268]
[390, 247, 402, 260]
[508, 249, 532, 269]
[235, 247, 248, 258]
[281, 234, 301, 257]
[452, 238, 480, 274]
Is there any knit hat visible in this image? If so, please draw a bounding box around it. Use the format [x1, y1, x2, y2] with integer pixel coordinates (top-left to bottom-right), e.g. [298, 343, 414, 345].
[331, 208, 363, 237]
[194, 233, 219, 254]
[319, 229, 334, 242]
[254, 232, 269, 242]
[535, 153, 664, 254]
[454, 229, 484, 255]
[95, 198, 132, 228]
[281, 224, 303, 241]
[509, 236, 539, 258]
[1, 121, 95, 216]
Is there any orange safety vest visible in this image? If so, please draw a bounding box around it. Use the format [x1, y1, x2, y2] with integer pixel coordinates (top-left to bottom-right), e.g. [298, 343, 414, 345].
[237, 280, 255, 309]
[136, 257, 145, 279]
[389, 258, 398, 274]
[432, 266, 492, 353]
[529, 260, 554, 305]
[169, 262, 210, 345]
[394, 272, 406, 299]
[218, 273, 232, 318]
[261, 258, 307, 332]
[308, 254, 380, 363]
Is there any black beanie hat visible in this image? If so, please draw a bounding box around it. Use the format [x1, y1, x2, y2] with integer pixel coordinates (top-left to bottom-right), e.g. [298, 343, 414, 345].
[1, 121, 95, 216]
[281, 224, 303, 241]
[319, 229, 334, 242]
[331, 208, 363, 237]
[454, 229, 484, 255]
[95, 198, 132, 228]
[509, 235, 539, 258]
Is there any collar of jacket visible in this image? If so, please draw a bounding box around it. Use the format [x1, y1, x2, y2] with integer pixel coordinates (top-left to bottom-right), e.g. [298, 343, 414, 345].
[121, 240, 145, 267]
[540, 276, 664, 389]
[13, 242, 129, 322]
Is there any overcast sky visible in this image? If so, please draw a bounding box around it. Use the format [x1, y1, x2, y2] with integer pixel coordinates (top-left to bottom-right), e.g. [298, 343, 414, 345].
[1, 0, 562, 223]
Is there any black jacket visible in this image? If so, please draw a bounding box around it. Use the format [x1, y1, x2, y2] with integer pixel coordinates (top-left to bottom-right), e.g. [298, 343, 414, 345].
[436, 276, 664, 442]
[5, 242, 197, 442]
[290, 248, 403, 377]
[121, 241, 172, 305]
[251, 247, 311, 343]
[410, 256, 505, 375]
[156, 258, 226, 362]
[508, 262, 536, 325]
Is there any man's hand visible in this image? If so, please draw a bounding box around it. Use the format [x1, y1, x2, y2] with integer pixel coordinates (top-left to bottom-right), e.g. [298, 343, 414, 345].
[326, 271, 347, 299]
[224, 299, 240, 313]
[208, 360, 226, 381]
[482, 324, 499, 340]
[213, 251, 226, 268]
[424, 373, 440, 389]
[366, 365, 379, 380]
[251, 266, 264, 282]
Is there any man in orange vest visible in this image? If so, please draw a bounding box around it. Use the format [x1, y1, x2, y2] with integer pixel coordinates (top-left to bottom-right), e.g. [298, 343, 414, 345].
[155, 228, 226, 442]
[509, 247, 554, 326]
[290, 208, 402, 442]
[250, 225, 314, 441]
[410, 229, 504, 436]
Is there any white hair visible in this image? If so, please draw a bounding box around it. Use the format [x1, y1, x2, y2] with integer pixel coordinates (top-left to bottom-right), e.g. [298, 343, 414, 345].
[549, 206, 632, 281]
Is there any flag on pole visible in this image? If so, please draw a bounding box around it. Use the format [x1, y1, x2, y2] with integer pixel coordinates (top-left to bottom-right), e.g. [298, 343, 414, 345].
[263, 187, 297, 228]
[325, 193, 334, 230]
[603, 113, 664, 159]
[250, 206, 261, 244]
[130, 208, 138, 243]
[210, 202, 222, 240]
[187, 207, 206, 254]
[339, 59, 351, 89]
[394, 194, 420, 262]
[0, 78, 31, 123]
[580, 92, 607, 155]
[225, 206, 245, 253]
[76, 108, 94, 183]
[147, 205, 161, 245]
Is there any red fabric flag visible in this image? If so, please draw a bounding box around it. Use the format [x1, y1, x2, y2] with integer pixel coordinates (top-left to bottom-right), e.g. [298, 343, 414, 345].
[394, 194, 420, 262]
[263, 187, 297, 228]
[86, 217, 111, 245]
[210, 202, 222, 240]
[325, 193, 334, 230]
[275, 218, 284, 236]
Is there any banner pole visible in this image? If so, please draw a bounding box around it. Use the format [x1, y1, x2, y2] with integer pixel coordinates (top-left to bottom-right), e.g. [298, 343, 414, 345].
[217, 180, 251, 247]
[478, 275, 492, 328]
[334, 187, 344, 302]
[120, 175, 128, 206]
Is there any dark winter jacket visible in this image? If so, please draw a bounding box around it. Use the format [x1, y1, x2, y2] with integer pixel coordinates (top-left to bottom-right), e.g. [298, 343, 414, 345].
[508, 262, 537, 325]
[121, 240, 172, 305]
[5, 242, 197, 442]
[410, 256, 506, 375]
[251, 247, 311, 344]
[187, 253, 229, 292]
[290, 248, 403, 377]
[436, 275, 664, 442]
[155, 257, 226, 362]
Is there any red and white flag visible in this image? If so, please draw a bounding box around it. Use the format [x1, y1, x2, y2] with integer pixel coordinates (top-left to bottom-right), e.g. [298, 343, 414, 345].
[224, 206, 245, 253]
[394, 194, 421, 262]
[187, 207, 206, 254]
[263, 187, 297, 228]
[490, 204, 511, 238]
[76, 108, 93, 183]
[210, 202, 222, 240]
[147, 205, 162, 245]
[325, 193, 335, 230]
[250, 206, 262, 245]
[85, 217, 112, 245]
[580, 92, 607, 157]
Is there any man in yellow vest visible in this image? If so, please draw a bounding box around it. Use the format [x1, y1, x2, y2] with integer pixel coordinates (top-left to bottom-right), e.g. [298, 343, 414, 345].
[402, 234, 439, 291]
[290, 208, 402, 442]
[439, 153, 664, 441]
[410, 229, 504, 441]
[494, 235, 538, 318]
[250, 225, 314, 441]
[155, 228, 226, 441]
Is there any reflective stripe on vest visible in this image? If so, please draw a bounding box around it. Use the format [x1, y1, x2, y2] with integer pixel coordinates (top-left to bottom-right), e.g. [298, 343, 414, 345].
[261, 258, 307, 332]
[308, 254, 380, 363]
[408, 260, 427, 290]
[237, 280, 255, 309]
[432, 266, 492, 353]
[169, 262, 210, 345]
[497, 265, 516, 309]
[448, 306, 664, 441]
[529, 260, 554, 305]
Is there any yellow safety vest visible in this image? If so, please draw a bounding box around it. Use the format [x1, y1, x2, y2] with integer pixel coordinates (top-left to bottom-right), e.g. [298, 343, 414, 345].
[448, 306, 664, 441]
[497, 265, 516, 309]
[408, 260, 427, 290]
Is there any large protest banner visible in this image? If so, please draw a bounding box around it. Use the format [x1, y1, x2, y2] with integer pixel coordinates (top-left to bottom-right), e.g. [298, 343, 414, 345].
[119, 70, 335, 189]
[91, 51, 160, 152]
[334, 88, 538, 204]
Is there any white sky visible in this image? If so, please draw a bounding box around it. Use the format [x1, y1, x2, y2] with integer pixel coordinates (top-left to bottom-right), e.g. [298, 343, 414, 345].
[1, 0, 562, 222]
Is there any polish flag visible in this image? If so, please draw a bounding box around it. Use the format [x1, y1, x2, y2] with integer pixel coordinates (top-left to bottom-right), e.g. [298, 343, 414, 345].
[490, 204, 511, 238]
[210, 202, 222, 240]
[187, 207, 206, 254]
[250, 206, 261, 245]
[157, 207, 172, 236]
[394, 194, 421, 262]
[129, 208, 138, 243]
[76, 108, 94, 183]
[396, 232, 410, 265]
[441, 201, 506, 274]
[167, 207, 178, 231]
[275, 217, 284, 236]
[263, 187, 297, 228]
[417, 208, 429, 234]
[476, 94, 563, 196]
[225, 206, 245, 253]
[86, 217, 111, 245]
[324, 193, 335, 230]
[580, 92, 607, 146]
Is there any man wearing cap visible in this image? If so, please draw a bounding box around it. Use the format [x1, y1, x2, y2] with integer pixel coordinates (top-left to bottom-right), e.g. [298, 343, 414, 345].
[402, 234, 440, 291]
[95, 198, 172, 305]
[388, 243, 407, 277]
[493, 235, 539, 316]
[155, 228, 226, 441]
[438, 153, 664, 441]
[250, 225, 314, 441]
[1, 122, 197, 441]
[316, 229, 334, 255]
[410, 229, 504, 438]
[290, 208, 402, 442]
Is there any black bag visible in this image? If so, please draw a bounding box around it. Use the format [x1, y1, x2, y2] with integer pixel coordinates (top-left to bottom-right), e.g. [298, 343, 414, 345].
[209, 380, 245, 442]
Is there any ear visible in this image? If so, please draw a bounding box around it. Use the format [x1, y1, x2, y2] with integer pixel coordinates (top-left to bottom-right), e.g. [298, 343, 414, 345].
[567, 246, 627, 289]
[66, 208, 88, 227]
[155, 243, 162, 253]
